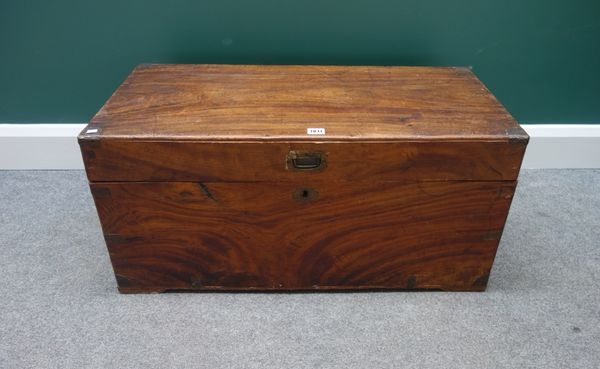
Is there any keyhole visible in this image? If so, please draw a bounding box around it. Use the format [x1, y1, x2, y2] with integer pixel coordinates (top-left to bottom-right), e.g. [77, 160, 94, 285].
[293, 188, 318, 202]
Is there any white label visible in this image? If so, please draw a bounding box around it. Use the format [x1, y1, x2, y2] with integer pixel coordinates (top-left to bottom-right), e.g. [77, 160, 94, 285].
[307, 128, 325, 135]
[86, 128, 98, 134]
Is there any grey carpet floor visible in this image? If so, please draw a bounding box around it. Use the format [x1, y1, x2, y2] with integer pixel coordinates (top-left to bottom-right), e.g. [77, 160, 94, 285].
[0, 170, 599, 369]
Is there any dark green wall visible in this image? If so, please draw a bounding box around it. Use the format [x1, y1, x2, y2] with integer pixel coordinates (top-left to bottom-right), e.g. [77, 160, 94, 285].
[1, 0, 599, 123]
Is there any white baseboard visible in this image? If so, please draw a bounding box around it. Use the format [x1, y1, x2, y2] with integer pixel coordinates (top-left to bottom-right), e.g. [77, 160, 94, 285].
[519, 125, 600, 169]
[0, 124, 85, 170]
[0, 124, 599, 169]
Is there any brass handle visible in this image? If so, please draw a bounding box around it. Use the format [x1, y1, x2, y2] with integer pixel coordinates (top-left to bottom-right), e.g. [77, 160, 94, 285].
[287, 151, 326, 171]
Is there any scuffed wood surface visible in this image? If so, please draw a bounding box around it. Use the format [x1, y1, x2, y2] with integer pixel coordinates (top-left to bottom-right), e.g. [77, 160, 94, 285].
[80, 64, 528, 142]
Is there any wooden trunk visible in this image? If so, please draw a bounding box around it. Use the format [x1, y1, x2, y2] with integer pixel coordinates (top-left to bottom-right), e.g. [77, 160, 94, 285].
[79, 64, 528, 293]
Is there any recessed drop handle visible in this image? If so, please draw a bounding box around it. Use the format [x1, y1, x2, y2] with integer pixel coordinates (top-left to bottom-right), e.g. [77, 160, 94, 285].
[293, 155, 321, 169]
[287, 151, 326, 171]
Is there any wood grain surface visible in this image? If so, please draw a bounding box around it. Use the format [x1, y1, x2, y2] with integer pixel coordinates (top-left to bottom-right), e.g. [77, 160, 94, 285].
[80, 140, 527, 182]
[80, 64, 528, 293]
[91, 180, 516, 292]
[79, 64, 528, 142]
